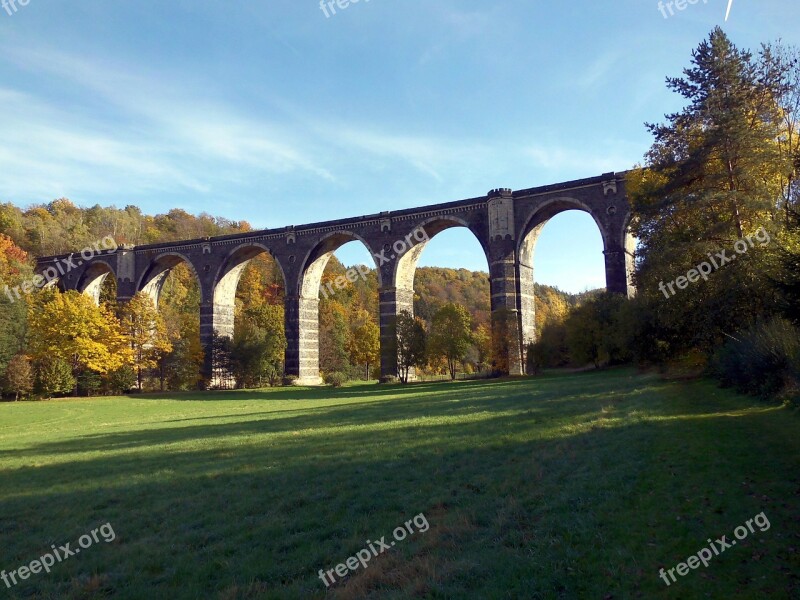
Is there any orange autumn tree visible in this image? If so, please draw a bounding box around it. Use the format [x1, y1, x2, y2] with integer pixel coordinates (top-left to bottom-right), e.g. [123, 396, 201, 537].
[0, 234, 29, 282]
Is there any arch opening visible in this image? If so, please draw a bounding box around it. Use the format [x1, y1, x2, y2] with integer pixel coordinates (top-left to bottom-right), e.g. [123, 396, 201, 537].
[77, 261, 116, 307]
[139, 253, 202, 308]
[212, 244, 287, 389]
[300, 233, 381, 299]
[394, 220, 492, 381]
[518, 204, 608, 371]
[317, 240, 381, 381]
[138, 253, 203, 391]
[295, 233, 380, 384]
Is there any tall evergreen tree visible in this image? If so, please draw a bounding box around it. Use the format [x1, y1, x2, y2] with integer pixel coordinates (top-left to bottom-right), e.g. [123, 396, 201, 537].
[630, 28, 791, 353]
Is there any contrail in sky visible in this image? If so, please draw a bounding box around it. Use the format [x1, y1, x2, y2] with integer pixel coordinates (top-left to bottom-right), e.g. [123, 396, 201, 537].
[725, 0, 734, 21]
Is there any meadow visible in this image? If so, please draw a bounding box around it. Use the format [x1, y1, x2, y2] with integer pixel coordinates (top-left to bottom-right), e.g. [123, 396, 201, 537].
[0, 369, 797, 598]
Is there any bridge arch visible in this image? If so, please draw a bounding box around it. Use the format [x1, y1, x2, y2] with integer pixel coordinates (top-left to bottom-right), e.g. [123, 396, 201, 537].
[291, 231, 382, 384]
[379, 216, 491, 379]
[516, 196, 633, 356]
[76, 260, 116, 306]
[518, 196, 609, 265]
[299, 231, 383, 297]
[393, 215, 488, 291]
[137, 252, 203, 307]
[212, 243, 287, 339]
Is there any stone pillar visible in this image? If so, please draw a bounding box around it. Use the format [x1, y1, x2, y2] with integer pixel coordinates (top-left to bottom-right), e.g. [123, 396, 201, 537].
[602, 175, 636, 298]
[604, 246, 631, 296]
[115, 247, 137, 302]
[379, 286, 415, 379]
[490, 255, 525, 376]
[199, 301, 215, 385]
[517, 260, 536, 350]
[285, 295, 323, 385]
[199, 298, 235, 386]
[487, 188, 525, 375]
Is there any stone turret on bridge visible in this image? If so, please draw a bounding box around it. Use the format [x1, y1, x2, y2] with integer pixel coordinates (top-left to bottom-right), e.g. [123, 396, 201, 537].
[36, 172, 635, 385]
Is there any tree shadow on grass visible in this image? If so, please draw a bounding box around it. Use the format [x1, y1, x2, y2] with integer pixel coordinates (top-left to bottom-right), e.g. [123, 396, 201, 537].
[0, 373, 664, 461]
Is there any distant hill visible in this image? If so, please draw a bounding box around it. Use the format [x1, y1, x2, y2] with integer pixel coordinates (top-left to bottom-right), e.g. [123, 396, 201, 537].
[412, 266, 592, 335]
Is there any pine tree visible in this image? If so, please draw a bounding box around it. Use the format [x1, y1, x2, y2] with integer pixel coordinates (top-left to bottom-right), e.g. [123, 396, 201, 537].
[630, 29, 792, 353]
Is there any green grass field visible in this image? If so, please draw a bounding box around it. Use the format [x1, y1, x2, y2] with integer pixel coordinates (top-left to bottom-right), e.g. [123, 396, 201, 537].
[0, 369, 798, 599]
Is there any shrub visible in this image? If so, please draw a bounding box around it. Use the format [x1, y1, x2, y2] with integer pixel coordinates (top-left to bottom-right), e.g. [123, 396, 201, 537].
[346, 364, 368, 381]
[281, 375, 298, 387]
[379, 375, 399, 384]
[711, 318, 800, 399]
[527, 321, 570, 373]
[78, 369, 103, 397]
[35, 357, 75, 400]
[324, 371, 348, 388]
[106, 365, 137, 394]
[3, 353, 33, 400]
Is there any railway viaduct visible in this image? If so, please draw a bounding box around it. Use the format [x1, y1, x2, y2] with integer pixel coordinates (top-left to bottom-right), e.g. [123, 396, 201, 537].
[36, 172, 635, 384]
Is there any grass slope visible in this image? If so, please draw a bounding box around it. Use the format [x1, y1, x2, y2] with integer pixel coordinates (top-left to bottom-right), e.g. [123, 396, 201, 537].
[0, 369, 798, 599]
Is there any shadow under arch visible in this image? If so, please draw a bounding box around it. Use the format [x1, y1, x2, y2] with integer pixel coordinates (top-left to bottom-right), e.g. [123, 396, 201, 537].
[137, 252, 203, 307]
[76, 260, 117, 306]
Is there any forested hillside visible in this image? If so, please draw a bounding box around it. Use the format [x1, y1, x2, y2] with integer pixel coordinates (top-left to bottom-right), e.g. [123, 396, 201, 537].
[0, 199, 252, 256]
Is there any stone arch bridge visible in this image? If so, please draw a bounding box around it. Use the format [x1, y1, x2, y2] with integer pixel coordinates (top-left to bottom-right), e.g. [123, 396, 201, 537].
[36, 172, 635, 384]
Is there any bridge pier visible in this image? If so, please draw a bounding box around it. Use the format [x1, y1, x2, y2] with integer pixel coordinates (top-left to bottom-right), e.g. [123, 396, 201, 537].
[284, 295, 323, 385]
[379, 286, 415, 380]
[489, 253, 526, 376]
[199, 297, 236, 386]
[604, 246, 635, 296]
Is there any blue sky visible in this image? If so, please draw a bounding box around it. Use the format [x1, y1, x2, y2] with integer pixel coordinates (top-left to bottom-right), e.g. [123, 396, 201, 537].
[0, 1, 795, 292]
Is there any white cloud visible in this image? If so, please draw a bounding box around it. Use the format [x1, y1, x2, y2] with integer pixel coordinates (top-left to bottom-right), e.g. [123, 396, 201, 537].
[0, 45, 335, 201]
[524, 142, 639, 175]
